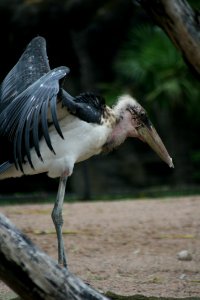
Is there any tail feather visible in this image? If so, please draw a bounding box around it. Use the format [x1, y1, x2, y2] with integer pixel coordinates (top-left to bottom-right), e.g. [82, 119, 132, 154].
[0, 161, 13, 175]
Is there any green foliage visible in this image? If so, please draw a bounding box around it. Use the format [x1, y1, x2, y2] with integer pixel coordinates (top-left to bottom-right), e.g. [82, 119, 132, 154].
[116, 26, 182, 81]
[187, 0, 200, 9]
[98, 82, 124, 106]
[114, 25, 200, 116]
[190, 150, 200, 180]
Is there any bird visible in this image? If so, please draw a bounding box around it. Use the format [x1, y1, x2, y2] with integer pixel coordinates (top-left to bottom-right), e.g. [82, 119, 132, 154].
[0, 36, 174, 268]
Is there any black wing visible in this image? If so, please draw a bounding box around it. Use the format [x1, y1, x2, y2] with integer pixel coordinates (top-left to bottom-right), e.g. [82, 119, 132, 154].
[0, 37, 69, 172]
[61, 90, 106, 124]
[0, 36, 50, 106]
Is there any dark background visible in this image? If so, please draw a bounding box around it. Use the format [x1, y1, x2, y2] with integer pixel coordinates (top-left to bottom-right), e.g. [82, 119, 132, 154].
[0, 0, 199, 200]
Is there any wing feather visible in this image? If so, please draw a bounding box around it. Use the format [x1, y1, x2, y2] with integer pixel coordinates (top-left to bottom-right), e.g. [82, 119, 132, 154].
[32, 101, 43, 161]
[61, 89, 106, 125]
[0, 36, 50, 105]
[50, 94, 64, 139]
[24, 108, 35, 169]
[0, 66, 69, 170]
[41, 97, 55, 154]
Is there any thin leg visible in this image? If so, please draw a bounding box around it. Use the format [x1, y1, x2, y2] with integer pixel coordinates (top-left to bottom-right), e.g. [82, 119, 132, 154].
[51, 175, 68, 268]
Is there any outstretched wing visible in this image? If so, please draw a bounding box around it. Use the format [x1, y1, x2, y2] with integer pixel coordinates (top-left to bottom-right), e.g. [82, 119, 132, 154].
[0, 36, 50, 105]
[0, 36, 69, 172]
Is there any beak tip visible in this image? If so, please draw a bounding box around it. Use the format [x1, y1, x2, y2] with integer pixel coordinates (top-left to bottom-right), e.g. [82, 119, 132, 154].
[168, 157, 174, 168]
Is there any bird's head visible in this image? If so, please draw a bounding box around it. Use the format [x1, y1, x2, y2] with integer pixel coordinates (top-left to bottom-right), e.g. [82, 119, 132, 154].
[113, 95, 174, 168]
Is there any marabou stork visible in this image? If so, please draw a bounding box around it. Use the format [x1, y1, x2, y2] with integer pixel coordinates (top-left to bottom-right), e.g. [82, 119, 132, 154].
[0, 37, 173, 268]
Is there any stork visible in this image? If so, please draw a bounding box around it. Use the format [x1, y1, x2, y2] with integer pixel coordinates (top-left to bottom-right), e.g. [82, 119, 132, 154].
[0, 37, 173, 268]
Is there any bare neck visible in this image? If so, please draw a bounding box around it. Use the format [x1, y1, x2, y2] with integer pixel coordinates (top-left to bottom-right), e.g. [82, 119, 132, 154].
[102, 110, 133, 153]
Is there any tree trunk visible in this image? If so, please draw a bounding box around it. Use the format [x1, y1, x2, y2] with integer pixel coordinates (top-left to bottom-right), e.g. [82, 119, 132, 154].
[139, 0, 200, 77]
[0, 213, 109, 300]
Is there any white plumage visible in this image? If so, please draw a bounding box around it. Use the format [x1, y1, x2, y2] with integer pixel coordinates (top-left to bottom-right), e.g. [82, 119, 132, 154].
[1, 115, 112, 179]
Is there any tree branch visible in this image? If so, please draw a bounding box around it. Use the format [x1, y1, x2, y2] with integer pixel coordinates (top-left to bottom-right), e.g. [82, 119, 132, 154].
[0, 213, 109, 300]
[139, 0, 200, 76]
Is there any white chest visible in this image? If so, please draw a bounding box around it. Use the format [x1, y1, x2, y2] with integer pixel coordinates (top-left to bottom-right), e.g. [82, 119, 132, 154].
[56, 117, 111, 160]
[27, 116, 112, 178]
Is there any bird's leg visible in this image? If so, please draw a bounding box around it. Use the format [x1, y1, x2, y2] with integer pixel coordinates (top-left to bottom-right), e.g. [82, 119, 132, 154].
[51, 174, 68, 268]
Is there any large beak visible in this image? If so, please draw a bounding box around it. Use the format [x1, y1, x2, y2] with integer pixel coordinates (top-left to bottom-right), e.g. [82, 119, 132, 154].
[137, 123, 174, 168]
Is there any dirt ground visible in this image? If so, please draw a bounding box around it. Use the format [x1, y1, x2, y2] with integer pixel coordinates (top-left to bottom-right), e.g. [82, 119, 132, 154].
[0, 196, 200, 299]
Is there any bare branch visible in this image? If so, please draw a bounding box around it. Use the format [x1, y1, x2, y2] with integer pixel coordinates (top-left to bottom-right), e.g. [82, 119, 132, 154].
[139, 0, 200, 76]
[0, 213, 109, 300]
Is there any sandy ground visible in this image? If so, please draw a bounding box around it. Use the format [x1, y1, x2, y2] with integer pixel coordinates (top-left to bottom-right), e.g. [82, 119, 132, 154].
[0, 196, 200, 299]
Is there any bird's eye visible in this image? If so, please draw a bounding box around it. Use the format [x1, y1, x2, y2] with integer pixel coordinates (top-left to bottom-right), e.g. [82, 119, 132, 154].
[140, 111, 146, 118]
[140, 111, 148, 123]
